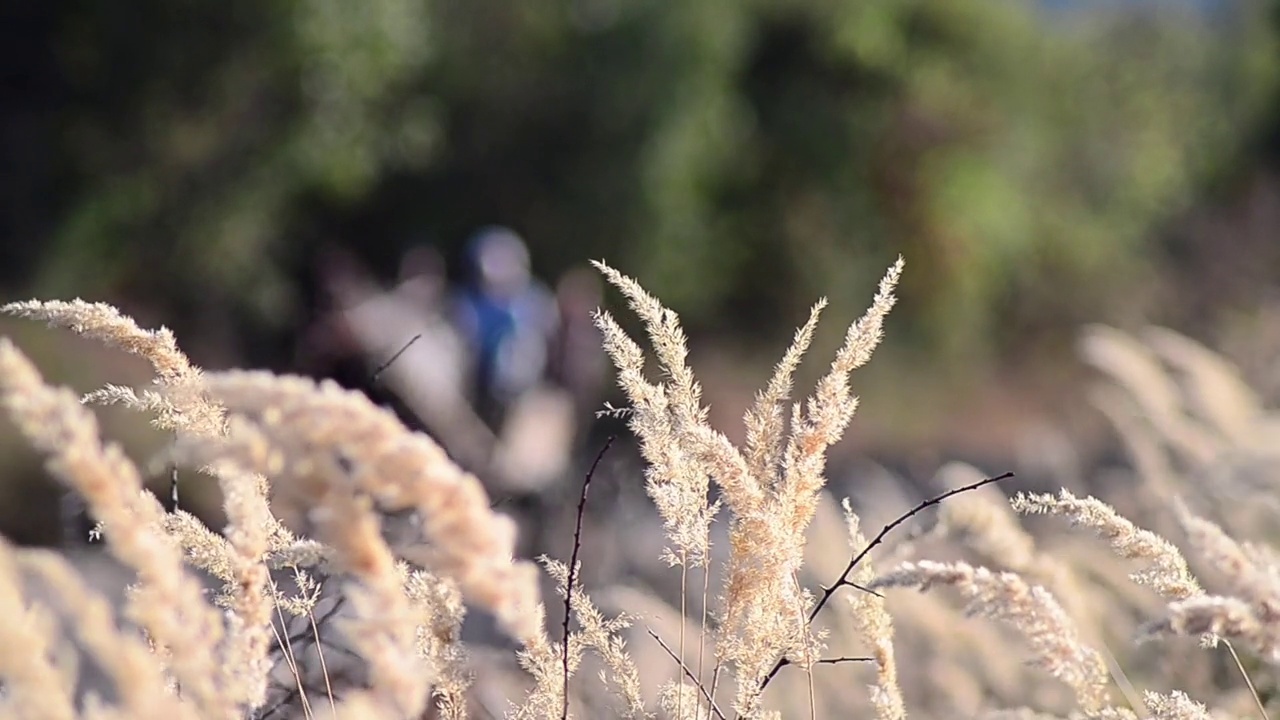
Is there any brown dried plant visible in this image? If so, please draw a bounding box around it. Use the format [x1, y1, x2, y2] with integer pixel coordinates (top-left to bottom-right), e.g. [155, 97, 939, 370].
[591, 256, 904, 717]
[0, 301, 541, 718]
[0, 265, 1279, 720]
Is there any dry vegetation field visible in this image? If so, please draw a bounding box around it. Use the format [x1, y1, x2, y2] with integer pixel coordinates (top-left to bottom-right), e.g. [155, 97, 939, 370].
[0, 257, 1276, 719]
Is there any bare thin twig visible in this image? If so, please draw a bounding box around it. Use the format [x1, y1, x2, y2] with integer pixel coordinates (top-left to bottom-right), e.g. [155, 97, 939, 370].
[759, 470, 1016, 691]
[1226, 640, 1269, 720]
[309, 611, 337, 717]
[371, 333, 423, 384]
[562, 435, 616, 720]
[813, 655, 875, 665]
[776, 655, 875, 670]
[823, 580, 882, 599]
[646, 627, 727, 720]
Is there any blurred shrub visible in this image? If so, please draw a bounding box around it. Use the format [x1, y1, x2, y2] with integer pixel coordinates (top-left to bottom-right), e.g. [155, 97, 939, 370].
[2, 0, 1276, 366]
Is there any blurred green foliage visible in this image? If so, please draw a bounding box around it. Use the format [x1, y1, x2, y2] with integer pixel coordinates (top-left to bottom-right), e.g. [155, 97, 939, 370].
[3, 0, 1278, 369]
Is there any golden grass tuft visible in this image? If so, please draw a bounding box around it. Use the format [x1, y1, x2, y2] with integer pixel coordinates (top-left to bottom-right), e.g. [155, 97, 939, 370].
[0, 261, 1277, 719]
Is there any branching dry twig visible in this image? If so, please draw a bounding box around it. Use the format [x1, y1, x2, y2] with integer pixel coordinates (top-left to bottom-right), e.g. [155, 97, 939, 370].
[561, 435, 616, 720]
[646, 627, 727, 720]
[777, 655, 875, 670]
[758, 470, 1016, 691]
[813, 655, 875, 665]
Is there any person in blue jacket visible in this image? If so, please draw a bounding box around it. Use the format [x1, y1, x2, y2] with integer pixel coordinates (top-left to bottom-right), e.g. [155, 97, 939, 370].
[452, 226, 559, 425]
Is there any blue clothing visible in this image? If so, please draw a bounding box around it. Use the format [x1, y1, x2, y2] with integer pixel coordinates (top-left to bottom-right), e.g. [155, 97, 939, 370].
[453, 283, 558, 408]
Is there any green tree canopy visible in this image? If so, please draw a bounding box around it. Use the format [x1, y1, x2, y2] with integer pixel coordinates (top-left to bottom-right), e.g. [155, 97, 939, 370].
[3, 0, 1276, 368]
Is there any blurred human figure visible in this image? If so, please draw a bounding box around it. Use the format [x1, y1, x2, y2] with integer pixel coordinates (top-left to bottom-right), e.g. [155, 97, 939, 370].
[395, 243, 449, 309]
[452, 226, 559, 424]
[548, 264, 608, 415]
[295, 245, 382, 385]
[296, 243, 490, 469]
[296, 235, 605, 548]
